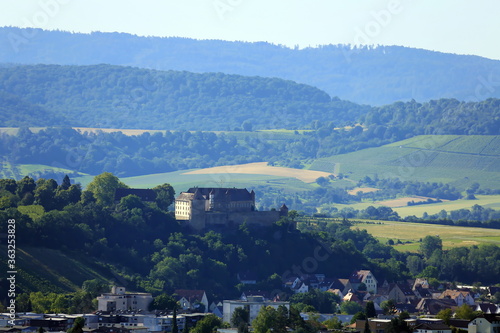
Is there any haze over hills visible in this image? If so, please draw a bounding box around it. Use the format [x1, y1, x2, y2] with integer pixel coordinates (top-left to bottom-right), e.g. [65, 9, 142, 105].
[1, 27, 500, 105]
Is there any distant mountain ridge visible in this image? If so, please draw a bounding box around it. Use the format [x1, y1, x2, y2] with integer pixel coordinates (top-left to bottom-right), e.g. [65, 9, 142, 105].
[0, 63, 368, 130]
[1, 27, 500, 105]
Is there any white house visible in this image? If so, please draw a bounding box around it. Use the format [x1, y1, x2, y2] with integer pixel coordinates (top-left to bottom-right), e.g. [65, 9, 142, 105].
[349, 270, 378, 294]
[468, 314, 500, 333]
[175, 290, 209, 313]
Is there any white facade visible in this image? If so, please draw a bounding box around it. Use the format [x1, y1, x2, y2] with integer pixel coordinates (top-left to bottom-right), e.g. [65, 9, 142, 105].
[97, 287, 153, 312]
[469, 316, 500, 333]
[222, 297, 289, 324]
[362, 271, 378, 294]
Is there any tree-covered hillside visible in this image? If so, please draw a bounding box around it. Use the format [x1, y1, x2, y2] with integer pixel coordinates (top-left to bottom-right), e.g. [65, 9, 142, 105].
[1, 27, 500, 105]
[2, 174, 500, 304]
[0, 64, 368, 130]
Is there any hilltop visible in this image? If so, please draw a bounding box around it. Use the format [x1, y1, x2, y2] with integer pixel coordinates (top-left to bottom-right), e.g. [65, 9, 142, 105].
[1, 27, 500, 105]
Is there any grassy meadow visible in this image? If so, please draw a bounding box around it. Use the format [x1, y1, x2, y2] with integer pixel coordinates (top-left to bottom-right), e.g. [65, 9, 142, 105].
[349, 220, 500, 251]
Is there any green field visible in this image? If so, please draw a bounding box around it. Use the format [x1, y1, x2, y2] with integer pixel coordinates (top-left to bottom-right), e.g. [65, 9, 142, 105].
[349, 220, 500, 251]
[310, 135, 500, 190]
[0, 162, 89, 180]
[392, 195, 500, 217]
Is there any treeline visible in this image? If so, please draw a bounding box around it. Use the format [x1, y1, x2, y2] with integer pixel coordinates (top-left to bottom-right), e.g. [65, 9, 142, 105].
[357, 176, 462, 201]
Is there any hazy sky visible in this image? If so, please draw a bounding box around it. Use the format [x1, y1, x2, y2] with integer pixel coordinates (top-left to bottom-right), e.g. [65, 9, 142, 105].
[1, 0, 499, 60]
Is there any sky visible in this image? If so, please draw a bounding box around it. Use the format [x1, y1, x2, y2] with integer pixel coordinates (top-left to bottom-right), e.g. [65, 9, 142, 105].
[0, 0, 499, 60]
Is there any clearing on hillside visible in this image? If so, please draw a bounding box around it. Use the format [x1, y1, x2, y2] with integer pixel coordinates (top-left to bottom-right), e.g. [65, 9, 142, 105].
[183, 162, 333, 183]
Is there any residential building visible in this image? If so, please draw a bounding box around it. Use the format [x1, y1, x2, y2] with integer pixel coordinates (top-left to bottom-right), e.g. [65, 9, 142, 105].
[439, 289, 475, 306]
[388, 283, 417, 303]
[97, 286, 153, 312]
[175, 290, 209, 313]
[349, 270, 378, 294]
[222, 296, 289, 324]
[469, 314, 500, 333]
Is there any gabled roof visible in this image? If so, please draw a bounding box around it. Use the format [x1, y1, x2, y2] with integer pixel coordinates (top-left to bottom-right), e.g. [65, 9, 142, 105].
[416, 298, 457, 315]
[174, 290, 206, 303]
[349, 270, 373, 283]
[439, 289, 471, 300]
[393, 283, 416, 296]
[414, 286, 432, 298]
[476, 303, 499, 314]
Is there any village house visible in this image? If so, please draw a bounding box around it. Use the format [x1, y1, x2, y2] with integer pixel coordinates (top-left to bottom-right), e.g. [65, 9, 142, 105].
[388, 283, 417, 303]
[349, 270, 378, 294]
[174, 289, 209, 313]
[439, 289, 475, 306]
[469, 314, 500, 333]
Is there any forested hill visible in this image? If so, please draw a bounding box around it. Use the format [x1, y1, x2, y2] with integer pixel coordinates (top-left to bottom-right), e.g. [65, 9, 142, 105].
[0, 64, 368, 130]
[1, 27, 500, 105]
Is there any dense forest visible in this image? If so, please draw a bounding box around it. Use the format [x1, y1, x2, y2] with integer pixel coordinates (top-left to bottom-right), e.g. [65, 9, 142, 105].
[1, 27, 500, 105]
[1, 64, 500, 135]
[0, 64, 367, 130]
[1, 173, 500, 307]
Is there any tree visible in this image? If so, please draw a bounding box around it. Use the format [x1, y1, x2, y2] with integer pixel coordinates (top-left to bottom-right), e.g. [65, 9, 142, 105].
[341, 301, 363, 315]
[61, 175, 72, 190]
[436, 308, 452, 325]
[420, 235, 443, 259]
[418, 266, 439, 279]
[454, 304, 476, 320]
[16, 176, 36, 198]
[231, 306, 250, 328]
[67, 317, 85, 333]
[191, 314, 223, 333]
[153, 183, 175, 211]
[323, 316, 342, 330]
[380, 300, 396, 315]
[81, 279, 109, 297]
[274, 305, 289, 333]
[385, 317, 410, 333]
[86, 172, 128, 207]
[365, 301, 376, 318]
[253, 306, 277, 333]
[150, 294, 178, 311]
[350, 311, 366, 324]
